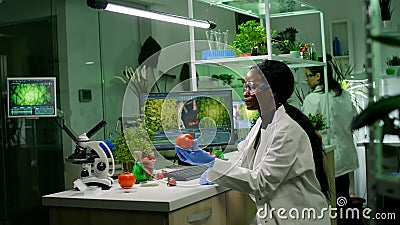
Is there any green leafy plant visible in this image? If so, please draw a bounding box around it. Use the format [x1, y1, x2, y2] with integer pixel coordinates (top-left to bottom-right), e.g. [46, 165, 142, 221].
[386, 55, 400, 66]
[112, 131, 134, 162]
[329, 58, 355, 90]
[294, 86, 306, 106]
[308, 113, 327, 131]
[352, 95, 400, 130]
[329, 58, 367, 110]
[114, 65, 160, 97]
[371, 35, 400, 47]
[283, 39, 302, 51]
[273, 26, 298, 54]
[231, 20, 267, 55]
[211, 74, 234, 85]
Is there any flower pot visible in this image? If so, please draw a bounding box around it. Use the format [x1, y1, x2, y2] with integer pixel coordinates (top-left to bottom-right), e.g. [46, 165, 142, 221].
[239, 53, 252, 57]
[381, 20, 393, 32]
[386, 66, 400, 76]
[318, 129, 330, 146]
[289, 50, 300, 59]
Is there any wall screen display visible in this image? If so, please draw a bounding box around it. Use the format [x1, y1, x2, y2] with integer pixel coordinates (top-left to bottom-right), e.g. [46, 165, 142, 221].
[7, 77, 57, 118]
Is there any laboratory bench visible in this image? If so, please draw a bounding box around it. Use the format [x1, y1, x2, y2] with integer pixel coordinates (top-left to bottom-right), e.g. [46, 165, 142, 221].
[43, 147, 335, 225]
[42, 176, 257, 225]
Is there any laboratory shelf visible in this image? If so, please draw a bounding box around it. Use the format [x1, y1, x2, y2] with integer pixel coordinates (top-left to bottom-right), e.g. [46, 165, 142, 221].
[194, 54, 325, 69]
[196, 0, 317, 18]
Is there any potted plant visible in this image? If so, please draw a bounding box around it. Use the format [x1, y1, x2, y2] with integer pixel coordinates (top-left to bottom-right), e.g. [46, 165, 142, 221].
[112, 117, 156, 182]
[308, 113, 327, 131]
[283, 40, 302, 58]
[308, 113, 327, 143]
[231, 20, 267, 56]
[283, 40, 301, 51]
[385, 55, 400, 75]
[273, 26, 299, 54]
[329, 57, 355, 89]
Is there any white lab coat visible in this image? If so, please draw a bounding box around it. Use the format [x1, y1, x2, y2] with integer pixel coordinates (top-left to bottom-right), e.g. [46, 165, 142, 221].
[208, 106, 330, 225]
[302, 85, 359, 177]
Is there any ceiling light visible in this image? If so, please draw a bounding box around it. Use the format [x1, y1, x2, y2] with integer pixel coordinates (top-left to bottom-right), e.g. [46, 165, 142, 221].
[87, 0, 216, 29]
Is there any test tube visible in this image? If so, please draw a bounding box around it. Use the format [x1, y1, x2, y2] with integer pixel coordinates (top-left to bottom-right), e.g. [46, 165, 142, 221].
[223, 30, 229, 50]
[206, 30, 216, 50]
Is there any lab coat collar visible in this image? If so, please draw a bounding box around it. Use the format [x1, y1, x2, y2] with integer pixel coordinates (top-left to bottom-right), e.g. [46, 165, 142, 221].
[240, 106, 285, 155]
[312, 85, 324, 93]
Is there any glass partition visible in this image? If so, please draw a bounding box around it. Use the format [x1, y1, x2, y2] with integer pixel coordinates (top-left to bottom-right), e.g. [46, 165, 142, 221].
[0, 1, 64, 225]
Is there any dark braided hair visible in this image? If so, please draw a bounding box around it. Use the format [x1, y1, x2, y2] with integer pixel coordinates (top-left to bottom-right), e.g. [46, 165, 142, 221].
[254, 60, 330, 199]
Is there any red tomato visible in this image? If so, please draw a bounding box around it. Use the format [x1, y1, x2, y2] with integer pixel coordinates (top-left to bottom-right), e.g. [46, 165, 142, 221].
[156, 172, 165, 179]
[176, 134, 194, 149]
[118, 172, 136, 189]
[150, 154, 156, 160]
[167, 178, 177, 186]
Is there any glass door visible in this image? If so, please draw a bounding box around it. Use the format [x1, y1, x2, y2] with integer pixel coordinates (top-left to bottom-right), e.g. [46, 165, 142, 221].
[0, 1, 64, 225]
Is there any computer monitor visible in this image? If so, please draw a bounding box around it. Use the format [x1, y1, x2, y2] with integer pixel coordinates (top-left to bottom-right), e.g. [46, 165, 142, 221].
[232, 100, 259, 129]
[138, 90, 233, 150]
[7, 77, 57, 118]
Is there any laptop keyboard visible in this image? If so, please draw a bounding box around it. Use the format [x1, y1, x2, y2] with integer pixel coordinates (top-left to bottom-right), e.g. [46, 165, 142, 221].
[165, 165, 208, 181]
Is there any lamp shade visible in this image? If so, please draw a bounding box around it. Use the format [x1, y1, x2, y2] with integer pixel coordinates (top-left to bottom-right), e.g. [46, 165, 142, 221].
[87, 0, 108, 9]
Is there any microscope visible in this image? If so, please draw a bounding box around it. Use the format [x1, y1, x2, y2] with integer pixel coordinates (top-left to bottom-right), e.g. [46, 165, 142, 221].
[62, 120, 115, 190]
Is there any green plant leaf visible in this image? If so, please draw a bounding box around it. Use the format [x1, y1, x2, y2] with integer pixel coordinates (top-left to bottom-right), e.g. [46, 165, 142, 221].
[371, 35, 400, 47]
[294, 87, 306, 106]
[308, 113, 327, 131]
[231, 20, 266, 53]
[351, 95, 400, 129]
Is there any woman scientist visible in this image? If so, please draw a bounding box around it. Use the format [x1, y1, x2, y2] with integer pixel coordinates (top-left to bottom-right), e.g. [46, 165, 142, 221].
[302, 56, 359, 216]
[176, 60, 330, 225]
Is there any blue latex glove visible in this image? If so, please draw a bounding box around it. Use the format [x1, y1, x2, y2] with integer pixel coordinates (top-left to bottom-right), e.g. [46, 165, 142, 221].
[199, 168, 214, 185]
[175, 139, 215, 166]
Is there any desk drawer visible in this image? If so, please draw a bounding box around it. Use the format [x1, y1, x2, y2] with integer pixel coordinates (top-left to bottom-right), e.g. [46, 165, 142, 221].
[168, 193, 226, 225]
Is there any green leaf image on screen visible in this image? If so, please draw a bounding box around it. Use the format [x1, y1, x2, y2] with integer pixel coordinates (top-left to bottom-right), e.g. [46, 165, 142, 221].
[144, 98, 179, 131]
[11, 84, 51, 106]
[197, 96, 230, 128]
